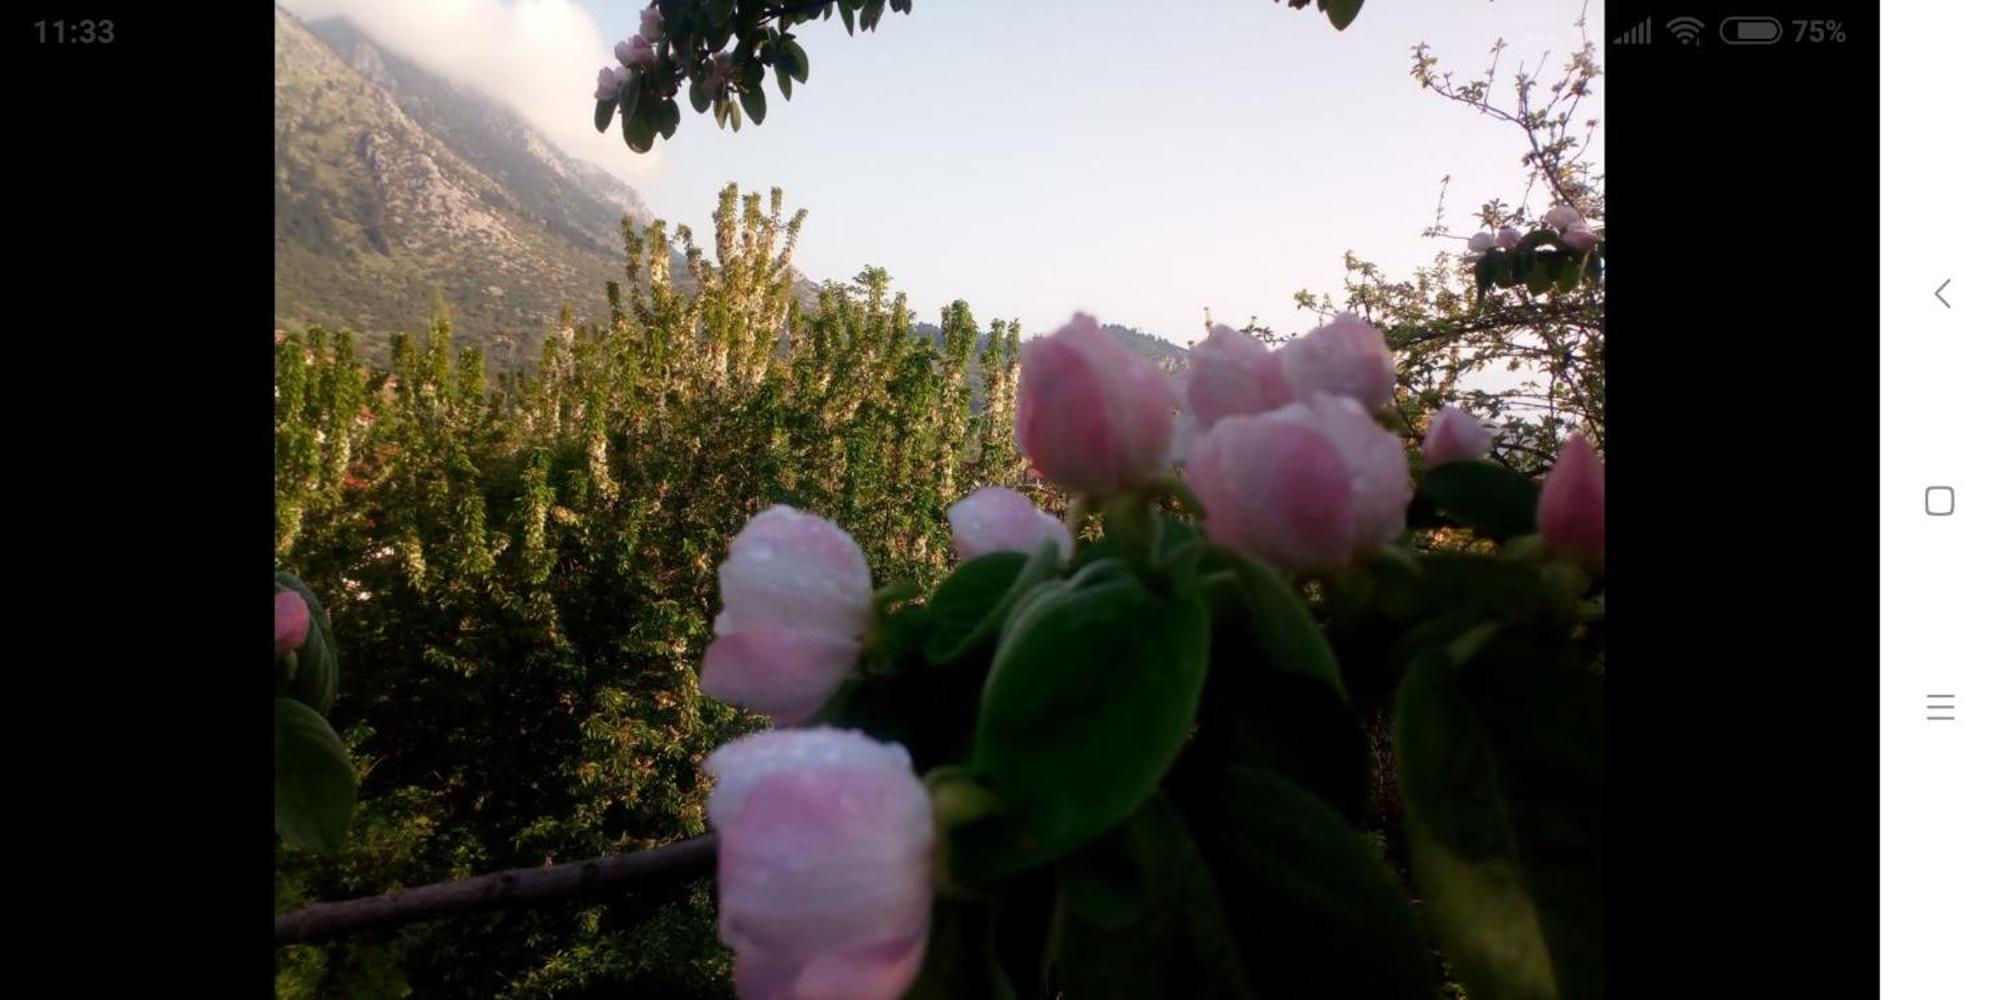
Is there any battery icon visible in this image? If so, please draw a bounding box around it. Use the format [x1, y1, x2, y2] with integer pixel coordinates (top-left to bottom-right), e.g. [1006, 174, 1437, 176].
[1720, 16, 1783, 44]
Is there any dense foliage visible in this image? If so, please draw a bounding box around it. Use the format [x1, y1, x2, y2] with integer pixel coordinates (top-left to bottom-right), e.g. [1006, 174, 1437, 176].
[275, 185, 1024, 997]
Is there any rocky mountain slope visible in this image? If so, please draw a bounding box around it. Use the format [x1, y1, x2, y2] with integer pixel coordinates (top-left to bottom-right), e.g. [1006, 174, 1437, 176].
[275, 7, 654, 363]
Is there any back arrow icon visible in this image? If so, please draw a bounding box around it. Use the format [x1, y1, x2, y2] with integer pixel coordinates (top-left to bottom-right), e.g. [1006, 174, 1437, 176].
[1935, 279, 1952, 308]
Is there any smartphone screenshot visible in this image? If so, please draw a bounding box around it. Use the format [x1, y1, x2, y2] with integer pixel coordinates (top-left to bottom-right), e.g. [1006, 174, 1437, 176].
[21, 1, 1992, 996]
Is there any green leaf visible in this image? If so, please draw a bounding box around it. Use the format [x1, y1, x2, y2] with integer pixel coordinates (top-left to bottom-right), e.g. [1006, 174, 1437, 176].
[781, 39, 810, 82]
[275, 697, 356, 855]
[924, 542, 1062, 664]
[1556, 255, 1584, 292]
[861, 598, 931, 676]
[1404, 481, 1446, 532]
[952, 567, 1209, 882]
[812, 653, 981, 774]
[289, 617, 339, 717]
[728, 98, 743, 132]
[1051, 797, 1257, 999]
[705, 0, 734, 23]
[1154, 512, 1202, 559]
[689, 82, 712, 114]
[621, 96, 656, 152]
[657, 99, 681, 140]
[861, 0, 887, 32]
[907, 900, 1016, 1000]
[777, 70, 793, 100]
[839, 0, 856, 35]
[1178, 767, 1436, 1000]
[593, 98, 615, 133]
[1204, 547, 1347, 701]
[615, 75, 641, 118]
[1322, 0, 1365, 31]
[1190, 653, 1369, 823]
[1395, 633, 1606, 1000]
[740, 81, 767, 124]
[1377, 553, 1549, 634]
[1525, 253, 1556, 295]
[1420, 460, 1540, 540]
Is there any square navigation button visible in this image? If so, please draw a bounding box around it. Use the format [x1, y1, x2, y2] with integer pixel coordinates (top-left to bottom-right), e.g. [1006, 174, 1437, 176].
[1925, 486, 1955, 516]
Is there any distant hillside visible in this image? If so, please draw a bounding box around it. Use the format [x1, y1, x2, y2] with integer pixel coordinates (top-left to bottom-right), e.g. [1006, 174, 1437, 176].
[911, 320, 1189, 373]
[275, 8, 659, 364]
[1102, 323, 1191, 374]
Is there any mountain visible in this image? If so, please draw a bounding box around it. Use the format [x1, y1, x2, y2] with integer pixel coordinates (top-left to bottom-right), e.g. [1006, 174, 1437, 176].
[275, 7, 658, 363]
[1102, 323, 1191, 374]
[274, 7, 1163, 377]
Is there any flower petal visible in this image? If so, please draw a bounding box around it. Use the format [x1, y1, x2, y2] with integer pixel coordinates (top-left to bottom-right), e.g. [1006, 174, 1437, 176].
[717, 506, 874, 638]
[700, 627, 861, 726]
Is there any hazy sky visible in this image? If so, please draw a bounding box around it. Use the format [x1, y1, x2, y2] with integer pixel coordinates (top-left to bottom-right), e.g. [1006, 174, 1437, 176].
[284, 0, 1604, 345]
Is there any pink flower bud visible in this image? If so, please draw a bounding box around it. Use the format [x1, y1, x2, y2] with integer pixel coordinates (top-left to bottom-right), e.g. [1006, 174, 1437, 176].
[1278, 312, 1396, 413]
[616, 35, 656, 69]
[1421, 406, 1493, 467]
[1467, 232, 1497, 253]
[1537, 434, 1605, 563]
[594, 67, 623, 101]
[1015, 313, 1175, 497]
[947, 487, 1073, 561]
[630, 35, 659, 68]
[1543, 204, 1583, 233]
[706, 728, 933, 1000]
[275, 590, 310, 660]
[1305, 394, 1413, 546]
[1497, 227, 1523, 249]
[700, 507, 874, 725]
[639, 7, 664, 43]
[1185, 325, 1292, 427]
[1186, 395, 1411, 573]
[1562, 227, 1600, 252]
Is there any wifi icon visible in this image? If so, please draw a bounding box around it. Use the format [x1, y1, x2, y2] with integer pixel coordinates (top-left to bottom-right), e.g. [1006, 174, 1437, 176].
[1665, 16, 1705, 45]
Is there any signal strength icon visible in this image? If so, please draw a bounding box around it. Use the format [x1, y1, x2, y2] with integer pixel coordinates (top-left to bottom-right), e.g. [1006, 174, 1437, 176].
[1612, 18, 1651, 45]
[1665, 16, 1705, 45]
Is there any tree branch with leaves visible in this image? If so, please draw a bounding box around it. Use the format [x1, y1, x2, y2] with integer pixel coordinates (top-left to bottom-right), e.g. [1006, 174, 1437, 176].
[592, 1, 1375, 149]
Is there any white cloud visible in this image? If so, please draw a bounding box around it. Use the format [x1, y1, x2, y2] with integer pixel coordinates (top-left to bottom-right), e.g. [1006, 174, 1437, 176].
[280, 0, 662, 191]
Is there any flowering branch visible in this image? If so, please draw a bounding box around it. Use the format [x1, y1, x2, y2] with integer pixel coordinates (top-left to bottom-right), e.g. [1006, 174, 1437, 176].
[274, 835, 717, 946]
